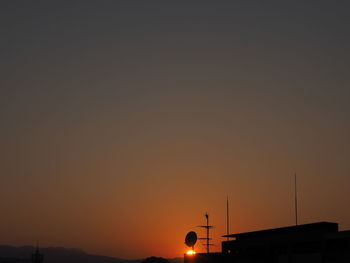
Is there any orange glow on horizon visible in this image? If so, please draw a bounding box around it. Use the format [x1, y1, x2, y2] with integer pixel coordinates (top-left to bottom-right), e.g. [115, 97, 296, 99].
[186, 250, 196, 256]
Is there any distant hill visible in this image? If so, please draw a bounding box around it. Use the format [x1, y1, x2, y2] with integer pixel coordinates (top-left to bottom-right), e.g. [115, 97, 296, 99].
[141, 257, 169, 263]
[166, 258, 182, 263]
[0, 246, 182, 263]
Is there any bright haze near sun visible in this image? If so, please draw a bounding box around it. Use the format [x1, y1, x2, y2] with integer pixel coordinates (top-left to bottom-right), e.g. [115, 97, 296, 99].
[1, 0, 350, 260]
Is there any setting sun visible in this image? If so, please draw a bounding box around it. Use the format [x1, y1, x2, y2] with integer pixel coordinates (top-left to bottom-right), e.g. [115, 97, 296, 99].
[186, 250, 196, 256]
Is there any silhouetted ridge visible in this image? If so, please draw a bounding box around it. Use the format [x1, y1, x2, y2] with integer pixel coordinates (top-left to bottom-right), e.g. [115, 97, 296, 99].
[0, 246, 137, 263]
[141, 257, 169, 263]
[0, 246, 182, 263]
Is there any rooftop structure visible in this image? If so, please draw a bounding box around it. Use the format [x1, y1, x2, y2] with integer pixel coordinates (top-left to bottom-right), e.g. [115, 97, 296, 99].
[184, 221, 350, 263]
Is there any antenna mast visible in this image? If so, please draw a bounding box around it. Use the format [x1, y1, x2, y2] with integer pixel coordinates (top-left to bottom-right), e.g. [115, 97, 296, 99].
[226, 196, 229, 241]
[198, 213, 214, 253]
[294, 173, 298, 226]
[206, 213, 209, 253]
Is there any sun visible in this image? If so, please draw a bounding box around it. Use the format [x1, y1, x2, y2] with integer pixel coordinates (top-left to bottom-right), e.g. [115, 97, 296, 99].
[186, 250, 196, 256]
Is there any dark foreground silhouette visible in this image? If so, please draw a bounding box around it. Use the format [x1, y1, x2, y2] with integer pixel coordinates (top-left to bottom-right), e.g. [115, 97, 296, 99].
[0, 246, 181, 263]
[141, 257, 169, 263]
[185, 221, 350, 263]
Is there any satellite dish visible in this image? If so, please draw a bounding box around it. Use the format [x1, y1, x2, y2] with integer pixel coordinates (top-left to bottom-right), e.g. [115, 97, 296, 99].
[185, 231, 197, 248]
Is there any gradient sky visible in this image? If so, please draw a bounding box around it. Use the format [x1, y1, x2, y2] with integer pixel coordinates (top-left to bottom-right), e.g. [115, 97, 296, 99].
[1, 0, 350, 259]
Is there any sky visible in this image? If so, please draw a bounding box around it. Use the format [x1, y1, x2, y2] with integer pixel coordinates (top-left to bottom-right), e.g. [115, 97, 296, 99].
[1, 0, 350, 259]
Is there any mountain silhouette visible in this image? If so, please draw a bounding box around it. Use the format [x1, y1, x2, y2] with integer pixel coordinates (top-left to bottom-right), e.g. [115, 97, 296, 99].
[0, 246, 182, 263]
[142, 257, 169, 263]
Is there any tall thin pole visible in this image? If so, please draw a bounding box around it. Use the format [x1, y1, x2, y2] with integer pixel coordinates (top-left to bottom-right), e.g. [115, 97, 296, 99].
[295, 173, 298, 226]
[198, 213, 213, 253]
[205, 213, 209, 253]
[226, 196, 229, 241]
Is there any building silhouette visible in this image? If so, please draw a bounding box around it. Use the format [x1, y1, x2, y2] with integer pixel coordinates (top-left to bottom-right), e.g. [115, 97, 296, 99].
[184, 221, 350, 263]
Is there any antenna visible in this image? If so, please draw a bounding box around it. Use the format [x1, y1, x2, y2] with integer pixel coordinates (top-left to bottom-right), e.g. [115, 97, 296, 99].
[198, 213, 214, 253]
[206, 213, 209, 253]
[294, 173, 298, 226]
[31, 244, 43, 263]
[226, 196, 229, 241]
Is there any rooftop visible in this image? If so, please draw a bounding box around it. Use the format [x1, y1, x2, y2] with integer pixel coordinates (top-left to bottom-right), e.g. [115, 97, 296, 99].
[223, 222, 339, 239]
